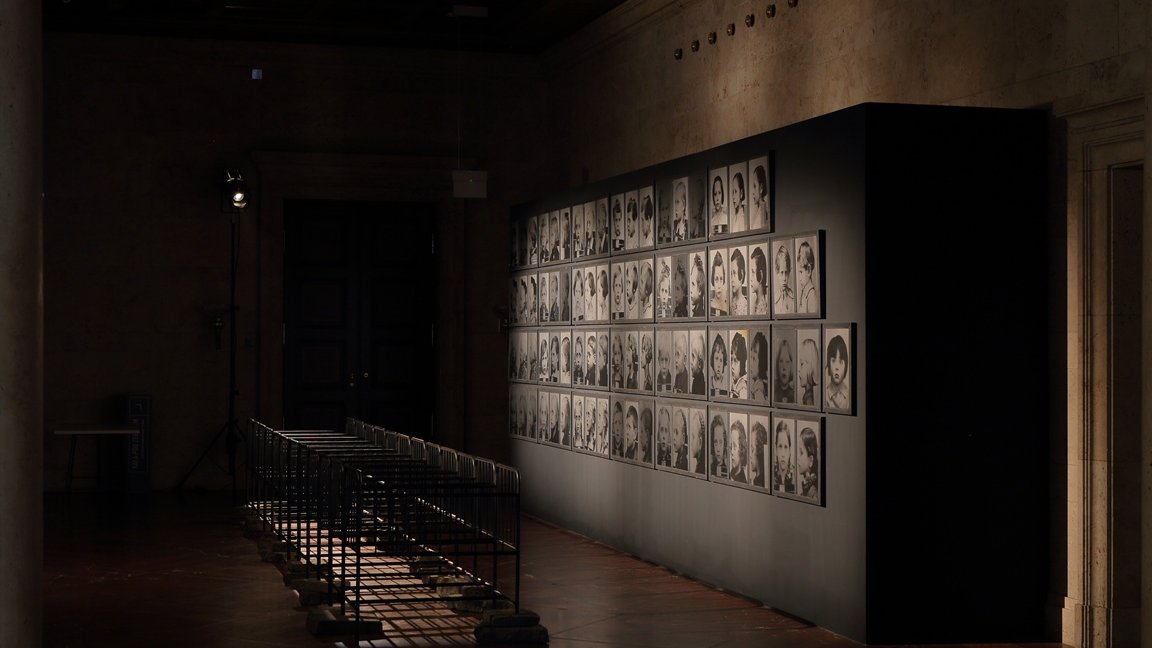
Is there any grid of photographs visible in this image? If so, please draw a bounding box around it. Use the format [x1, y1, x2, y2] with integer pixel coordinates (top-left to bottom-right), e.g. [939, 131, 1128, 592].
[509, 155, 851, 507]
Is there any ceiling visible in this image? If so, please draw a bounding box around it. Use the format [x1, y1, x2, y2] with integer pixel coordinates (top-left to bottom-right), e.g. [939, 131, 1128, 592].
[43, 0, 630, 54]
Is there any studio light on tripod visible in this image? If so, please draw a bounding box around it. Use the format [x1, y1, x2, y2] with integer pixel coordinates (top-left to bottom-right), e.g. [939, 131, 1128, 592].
[224, 170, 249, 209]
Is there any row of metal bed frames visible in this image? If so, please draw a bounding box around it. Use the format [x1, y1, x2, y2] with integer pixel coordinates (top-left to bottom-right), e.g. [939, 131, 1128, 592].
[246, 417, 521, 641]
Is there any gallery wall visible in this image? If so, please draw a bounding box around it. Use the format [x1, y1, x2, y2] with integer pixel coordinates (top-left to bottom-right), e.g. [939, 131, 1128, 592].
[509, 102, 1051, 643]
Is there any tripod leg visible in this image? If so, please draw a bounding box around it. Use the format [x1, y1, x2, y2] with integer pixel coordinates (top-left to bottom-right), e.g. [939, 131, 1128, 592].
[174, 419, 231, 492]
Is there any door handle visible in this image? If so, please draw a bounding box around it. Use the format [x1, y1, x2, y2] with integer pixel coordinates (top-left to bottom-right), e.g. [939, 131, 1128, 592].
[362, 372, 369, 379]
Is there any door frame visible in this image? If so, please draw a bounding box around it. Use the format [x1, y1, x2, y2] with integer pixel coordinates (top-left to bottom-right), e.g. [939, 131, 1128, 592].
[1060, 98, 1144, 648]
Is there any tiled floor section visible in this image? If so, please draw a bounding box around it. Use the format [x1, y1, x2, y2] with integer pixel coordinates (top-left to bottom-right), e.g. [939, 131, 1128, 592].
[44, 491, 1068, 648]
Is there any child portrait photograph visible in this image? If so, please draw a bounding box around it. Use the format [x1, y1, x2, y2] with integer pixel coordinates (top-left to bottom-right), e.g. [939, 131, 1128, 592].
[823, 324, 854, 414]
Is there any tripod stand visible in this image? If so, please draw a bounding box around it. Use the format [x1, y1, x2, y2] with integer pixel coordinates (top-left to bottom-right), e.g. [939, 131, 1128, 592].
[176, 211, 243, 503]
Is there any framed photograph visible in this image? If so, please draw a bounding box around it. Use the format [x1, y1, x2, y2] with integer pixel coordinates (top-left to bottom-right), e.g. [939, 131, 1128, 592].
[509, 329, 532, 382]
[654, 402, 674, 469]
[707, 406, 729, 481]
[638, 186, 655, 249]
[746, 155, 773, 233]
[655, 255, 674, 318]
[610, 262, 625, 321]
[527, 214, 540, 267]
[726, 410, 750, 485]
[655, 180, 673, 246]
[590, 395, 611, 456]
[795, 326, 822, 410]
[571, 203, 585, 260]
[537, 390, 550, 442]
[793, 414, 824, 505]
[536, 331, 549, 383]
[682, 404, 708, 477]
[610, 396, 653, 467]
[610, 194, 626, 252]
[661, 252, 690, 320]
[543, 210, 561, 264]
[793, 230, 823, 318]
[610, 329, 625, 390]
[682, 248, 705, 319]
[708, 247, 728, 317]
[559, 331, 573, 386]
[727, 161, 748, 234]
[822, 323, 855, 415]
[594, 264, 610, 322]
[771, 324, 798, 407]
[746, 240, 771, 317]
[571, 390, 586, 450]
[769, 412, 798, 496]
[559, 268, 571, 323]
[571, 270, 586, 323]
[637, 257, 654, 320]
[511, 385, 537, 440]
[625, 260, 639, 320]
[654, 329, 674, 394]
[770, 236, 796, 318]
[587, 330, 610, 390]
[559, 207, 572, 262]
[572, 330, 586, 386]
[687, 327, 709, 398]
[745, 326, 771, 403]
[707, 327, 730, 398]
[538, 271, 552, 323]
[708, 167, 729, 236]
[727, 327, 749, 401]
[747, 411, 771, 491]
[727, 244, 748, 318]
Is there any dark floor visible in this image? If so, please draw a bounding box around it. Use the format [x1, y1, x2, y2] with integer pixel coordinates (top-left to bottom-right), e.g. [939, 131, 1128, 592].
[43, 490, 1068, 648]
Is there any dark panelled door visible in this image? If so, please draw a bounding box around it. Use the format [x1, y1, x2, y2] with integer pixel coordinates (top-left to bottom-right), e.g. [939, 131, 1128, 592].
[284, 200, 435, 435]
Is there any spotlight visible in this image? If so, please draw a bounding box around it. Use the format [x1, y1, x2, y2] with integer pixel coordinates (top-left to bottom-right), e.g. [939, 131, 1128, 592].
[224, 170, 249, 210]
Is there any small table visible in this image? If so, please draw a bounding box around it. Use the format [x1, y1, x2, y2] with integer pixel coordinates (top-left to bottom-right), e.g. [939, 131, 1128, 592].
[55, 427, 140, 493]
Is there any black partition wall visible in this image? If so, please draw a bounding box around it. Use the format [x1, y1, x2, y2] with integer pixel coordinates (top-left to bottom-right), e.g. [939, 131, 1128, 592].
[505, 103, 1050, 643]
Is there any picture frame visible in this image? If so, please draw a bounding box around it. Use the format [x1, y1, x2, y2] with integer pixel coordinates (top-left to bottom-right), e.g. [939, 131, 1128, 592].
[745, 239, 771, 318]
[794, 325, 822, 411]
[654, 329, 674, 394]
[610, 396, 654, 468]
[610, 194, 626, 252]
[638, 186, 655, 250]
[747, 410, 772, 491]
[624, 189, 639, 251]
[707, 326, 730, 399]
[792, 231, 823, 318]
[726, 327, 750, 401]
[769, 412, 798, 497]
[706, 405, 729, 481]
[745, 326, 771, 404]
[746, 155, 773, 234]
[707, 247, 729, 317]
[526, 214, 539, 267]
[572, 392, 610, 458]
[584, 329, 610, 390]
[769, 235, 797, 318]
[571, 202, 585, 260]
[792, 414, 824, 506]
[684, 247, 709, 320]
[558, 206, 572, 262]
[771, 324, 798, 407]
[822, 323, 855, 415]
[727, 161, 748, 234]
[708, 167, 729, 237]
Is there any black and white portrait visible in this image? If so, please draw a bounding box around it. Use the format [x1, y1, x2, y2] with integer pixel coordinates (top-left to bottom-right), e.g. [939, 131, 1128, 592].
[559, 207, 571, 262]
[656, 255, 673, 318]
[671, 253, 689, 318]
[656, 403, 674, 467]
[672, 329, 689, 394]
[611, 194, 625, 252]
[746, 327, 770, 402]
[624, 190, 639, 251]
[795, 327, 822, 410]
[770, 413, 797, 496]
[637, 257, 654, 320]
[611, 263, 625, 321]
[709, 168, 728, 235]
[671, 176, 690, 242]
[527, 215, 539, 266]
[571, 203, 585, 259]
[794, 414, 823, 504]
[747, 242, 770, 317]
[728, 245, 748, 317]
[689, 328, 707, 396]
[727, 411, 749, 484]
[772, 325, 797, 406]
[794, 232, 821, 317]
[709, 409, 728, 480]
[771, 237, 796, 317]
[709, 329, 729, 398]
[572, 270, 585, 323]
[748, 414, 770, 489]
[709, 248, 728, 317]
[688, 406, 707, 475]
[638, 186, 655, 249]
[595, 198, 610, 256]
[728, 328, 749, 400]
[747, 156, 772, 232]
[638, 329, 654, 392]
[688, 250, 707, 318]
[728, 161, 748, 234]
[655, 329, 673, 393]
[823, 324, 853, 414]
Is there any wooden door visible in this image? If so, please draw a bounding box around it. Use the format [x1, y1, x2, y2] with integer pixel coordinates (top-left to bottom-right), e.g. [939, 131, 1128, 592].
[283, 199, 435, 435]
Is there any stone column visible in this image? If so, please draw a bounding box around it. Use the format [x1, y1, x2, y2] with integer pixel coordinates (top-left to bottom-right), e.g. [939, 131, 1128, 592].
[0, 0, 43, 646]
